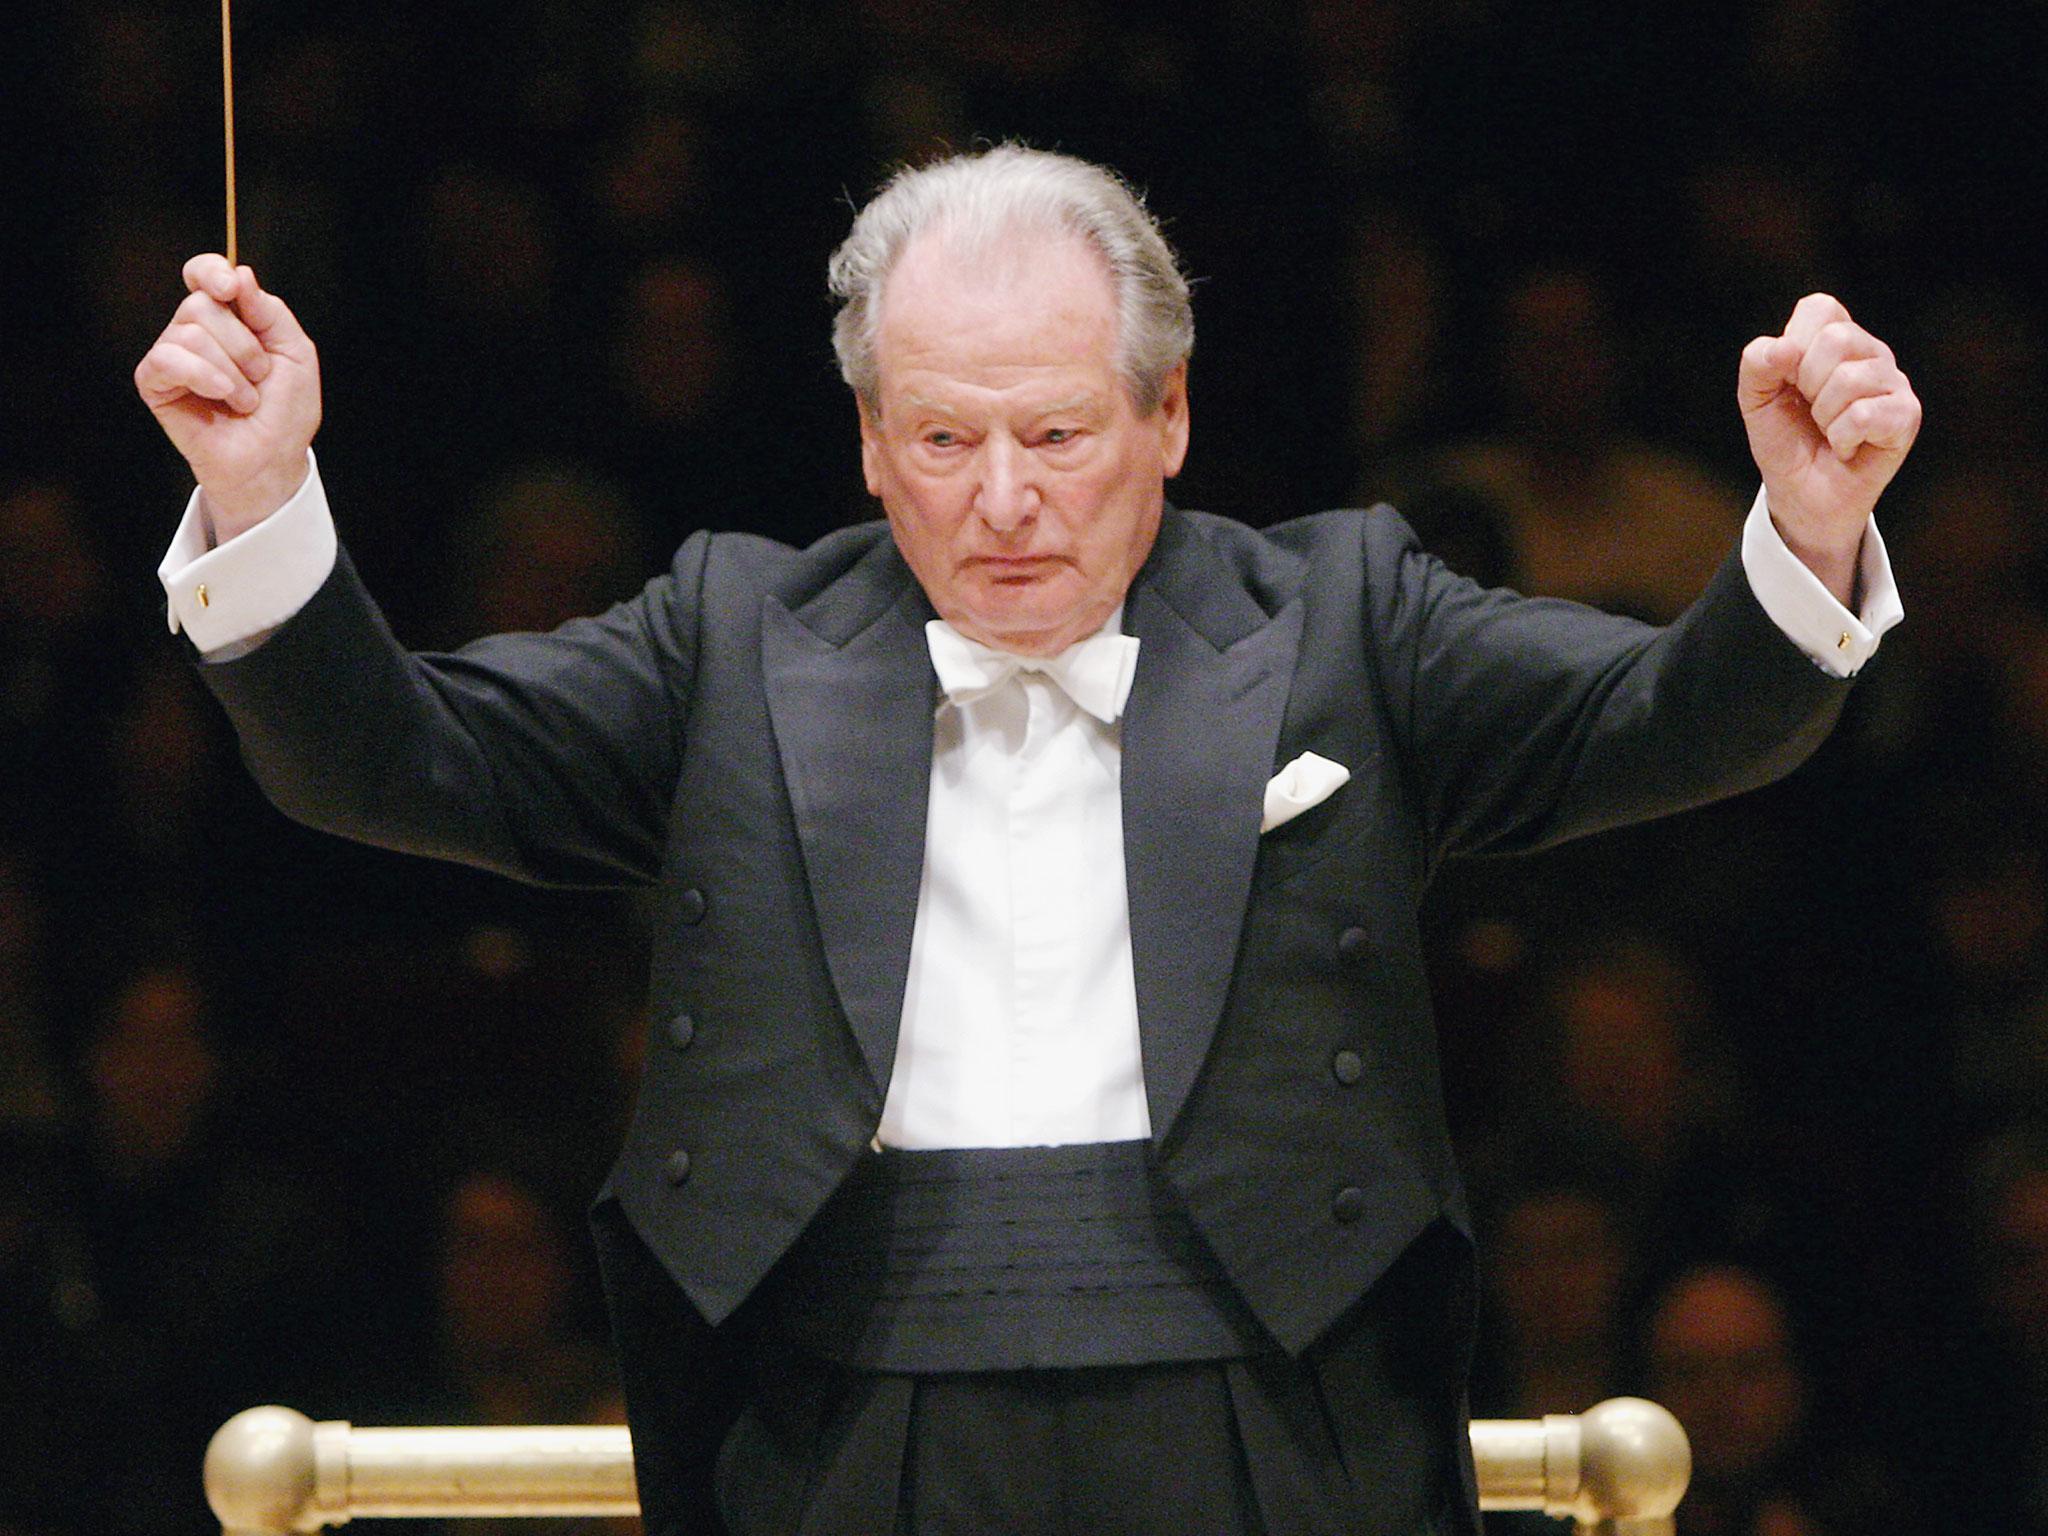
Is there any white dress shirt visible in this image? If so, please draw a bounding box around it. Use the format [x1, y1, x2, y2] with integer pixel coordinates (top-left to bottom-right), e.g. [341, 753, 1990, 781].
[882, 618, 1149, 1148]
[158, 462, 1905, 1148]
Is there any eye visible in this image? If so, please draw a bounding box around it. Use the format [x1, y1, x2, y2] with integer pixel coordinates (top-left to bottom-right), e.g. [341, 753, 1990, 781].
[925, 429, 957, 447]
[1041, 427, 1082, 447]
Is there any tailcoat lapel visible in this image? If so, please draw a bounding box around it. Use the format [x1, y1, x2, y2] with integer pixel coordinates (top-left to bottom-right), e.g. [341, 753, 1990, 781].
[762, 544, 935, 1096]
[1122, 513, 1304, 1144]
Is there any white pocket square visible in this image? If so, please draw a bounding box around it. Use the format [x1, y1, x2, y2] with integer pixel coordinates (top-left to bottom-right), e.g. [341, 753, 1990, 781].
[1261, 752, 1351, 833]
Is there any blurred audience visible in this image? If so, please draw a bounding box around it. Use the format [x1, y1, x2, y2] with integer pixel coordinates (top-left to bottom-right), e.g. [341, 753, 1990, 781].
[1472, 1180, 1634, 1420]
[447, 461, 653, 642]
[1414, 267, 1742, 621]
[0, 1123, 107, 1536]
[1466, 935, 1804, 1271]
[418, 1171, 611, 1427]
[1643, 1265, 1912, 1536]
[1944, 1127, 2048, 1533]
[76, 962, 355, 1536]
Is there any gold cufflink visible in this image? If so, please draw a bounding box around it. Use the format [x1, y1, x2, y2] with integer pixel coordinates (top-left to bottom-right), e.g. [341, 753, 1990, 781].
[197, 584, 210, 608]
[1836, 631, 1849, 651]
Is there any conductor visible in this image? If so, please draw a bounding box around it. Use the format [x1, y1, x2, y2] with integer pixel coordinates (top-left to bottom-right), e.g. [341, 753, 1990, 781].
[137, 147, 1917, 1535]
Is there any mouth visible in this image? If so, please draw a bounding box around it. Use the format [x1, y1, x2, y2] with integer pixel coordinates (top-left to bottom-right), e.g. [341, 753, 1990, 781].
[965, 556, 1066, 587]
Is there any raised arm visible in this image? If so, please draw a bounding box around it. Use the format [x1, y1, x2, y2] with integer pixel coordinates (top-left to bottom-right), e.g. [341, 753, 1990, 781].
[134, 257, 691, 892]
[1386, 299, 1919, 862]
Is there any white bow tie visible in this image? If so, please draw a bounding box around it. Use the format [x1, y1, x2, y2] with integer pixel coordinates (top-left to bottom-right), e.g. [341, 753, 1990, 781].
[925, 620, 1141, 723]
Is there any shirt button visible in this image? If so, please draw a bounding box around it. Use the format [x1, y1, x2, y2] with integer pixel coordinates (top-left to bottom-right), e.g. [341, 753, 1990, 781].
[666, 1149, 693, 1185]
[678, 888, 707, 925]
[1331, 1050, 1364, 1086]
[1332, 1186, 1367, 1224]
[1337, 926, 1370, 958]
[666, 1012, 696, 1050]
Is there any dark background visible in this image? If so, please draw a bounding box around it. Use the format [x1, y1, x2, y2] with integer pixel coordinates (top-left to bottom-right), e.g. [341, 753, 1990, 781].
[6, 2, 2048, 1533]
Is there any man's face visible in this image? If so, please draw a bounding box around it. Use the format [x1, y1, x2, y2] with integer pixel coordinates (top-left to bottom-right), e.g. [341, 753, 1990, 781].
[860, 227, 1189, 656]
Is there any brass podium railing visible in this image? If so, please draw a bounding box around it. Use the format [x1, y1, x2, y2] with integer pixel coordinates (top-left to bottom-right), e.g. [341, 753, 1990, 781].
[208, 1398, 1689, 1535]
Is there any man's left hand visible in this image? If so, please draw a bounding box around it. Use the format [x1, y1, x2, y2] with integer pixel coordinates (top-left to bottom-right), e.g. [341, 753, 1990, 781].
[1738, 293, 1921, 607]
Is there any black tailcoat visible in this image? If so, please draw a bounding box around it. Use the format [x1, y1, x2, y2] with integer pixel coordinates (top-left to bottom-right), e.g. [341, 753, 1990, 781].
[199, 504, 1852, 1534]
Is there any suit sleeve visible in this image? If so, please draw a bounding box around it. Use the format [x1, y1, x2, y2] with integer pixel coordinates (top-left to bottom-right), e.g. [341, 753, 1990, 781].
[196, 535, 708, 889]
[1360, 513, 1855, 864]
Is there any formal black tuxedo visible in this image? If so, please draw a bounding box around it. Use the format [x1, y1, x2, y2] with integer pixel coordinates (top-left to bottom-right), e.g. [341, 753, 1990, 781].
[199, 502, 1852, 1534]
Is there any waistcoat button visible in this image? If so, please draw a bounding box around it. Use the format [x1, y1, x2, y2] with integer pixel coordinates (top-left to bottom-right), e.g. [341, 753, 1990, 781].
[666, 1012, 696, 1050]
[666, 1149, 693, 1185]
[1331, 1049, 1364, 1085]
[678, 889, 707, 925]
[1337, 926, 1369, 957]
[1332, 1186, 1366, 1224]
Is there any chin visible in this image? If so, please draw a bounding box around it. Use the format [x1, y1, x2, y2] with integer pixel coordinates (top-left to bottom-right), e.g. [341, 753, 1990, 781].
[968, 612, 1054, 643]
[956, 597, 1068, 643]
[954, 609, 1071, 654]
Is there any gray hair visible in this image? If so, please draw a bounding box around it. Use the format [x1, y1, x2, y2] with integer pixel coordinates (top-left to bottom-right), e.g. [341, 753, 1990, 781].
[827, 145, 1194, 415]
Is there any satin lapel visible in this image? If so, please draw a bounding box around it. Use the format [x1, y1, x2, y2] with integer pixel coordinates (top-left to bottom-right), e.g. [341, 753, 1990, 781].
[762, 577, 934, 1096]
[1123, 522, 1304, 1144]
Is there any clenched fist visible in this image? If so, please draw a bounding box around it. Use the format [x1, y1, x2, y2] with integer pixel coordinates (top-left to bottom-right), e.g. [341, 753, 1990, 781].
[1739, 293, 1921, 607]
[135, 255, 322, 541]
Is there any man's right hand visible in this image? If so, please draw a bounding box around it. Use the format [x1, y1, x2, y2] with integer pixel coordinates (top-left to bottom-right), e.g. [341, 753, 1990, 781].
[135, 255, 323, 540]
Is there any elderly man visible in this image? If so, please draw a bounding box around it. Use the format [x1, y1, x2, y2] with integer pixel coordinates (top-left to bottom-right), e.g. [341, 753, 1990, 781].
[137, 147, 1915, 1536]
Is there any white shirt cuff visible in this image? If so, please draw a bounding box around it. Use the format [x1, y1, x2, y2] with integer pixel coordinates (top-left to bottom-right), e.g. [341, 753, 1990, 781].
[158, 450, 337, 657]
[1739, 486, 1903, 678]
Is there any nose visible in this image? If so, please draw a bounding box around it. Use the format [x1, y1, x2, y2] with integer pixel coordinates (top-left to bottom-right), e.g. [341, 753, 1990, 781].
[972, 435, 1040, 534]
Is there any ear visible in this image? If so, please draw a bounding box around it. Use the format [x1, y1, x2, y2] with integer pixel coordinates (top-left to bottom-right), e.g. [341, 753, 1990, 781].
[857, 396, 882, 499]
[1157, 364, 1191, 478]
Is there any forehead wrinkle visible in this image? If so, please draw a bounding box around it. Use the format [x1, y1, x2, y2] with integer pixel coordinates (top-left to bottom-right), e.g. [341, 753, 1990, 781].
[1031, 393, 1103, 418]
[897, 388, 1106, 419]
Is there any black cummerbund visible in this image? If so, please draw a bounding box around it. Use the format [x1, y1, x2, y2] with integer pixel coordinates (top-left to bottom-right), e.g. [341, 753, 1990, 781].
[766, 1139, 1273, 1374]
